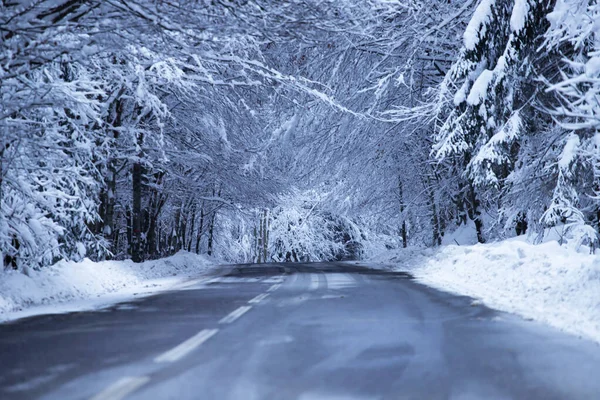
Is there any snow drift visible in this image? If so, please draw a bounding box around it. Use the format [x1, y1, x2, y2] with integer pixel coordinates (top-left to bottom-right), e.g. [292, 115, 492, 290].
[0, 252, 217, 322]
[373, 239, 600, 344]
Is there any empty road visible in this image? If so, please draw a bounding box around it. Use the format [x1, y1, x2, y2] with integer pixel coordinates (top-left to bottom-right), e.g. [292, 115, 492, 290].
[1, 262, 599, 399]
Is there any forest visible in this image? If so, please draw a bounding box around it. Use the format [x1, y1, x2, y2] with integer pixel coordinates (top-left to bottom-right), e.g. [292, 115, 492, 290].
[2, 0, 600, 269]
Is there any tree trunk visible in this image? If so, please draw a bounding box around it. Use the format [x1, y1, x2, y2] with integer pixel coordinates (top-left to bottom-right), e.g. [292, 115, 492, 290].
[195, 204, 205, 254]
[468, 185, 485, 243]
[398, 176, 408, 248]
[113, 215, 120, 256]
[257, 210, 263, 263]
[187, 202, 196, 252]
[263, 208, 269, 262]
[171, 204, 181, 253]
[102, 97, 123, 255]
[253, 224, 259, 263]
[104, 159, 118, 251]
[207, 188, 220, 257]
[178, 202, 187, 253]
[131, 133, 144, 263]
[207, 211, 216, 256]
[96, 188, 107, 236]
[126, 207, 133, 256]
[425, 175, 442, 246]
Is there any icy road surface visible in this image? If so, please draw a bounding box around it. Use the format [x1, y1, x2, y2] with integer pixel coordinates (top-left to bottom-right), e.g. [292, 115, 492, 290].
[1, 262, 599, 400]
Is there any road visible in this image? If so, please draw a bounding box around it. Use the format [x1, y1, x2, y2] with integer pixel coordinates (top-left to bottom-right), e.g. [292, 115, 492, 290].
[0, 262, 599, 400]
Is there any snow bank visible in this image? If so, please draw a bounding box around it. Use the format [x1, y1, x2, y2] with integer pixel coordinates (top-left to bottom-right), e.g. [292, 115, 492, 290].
[368, 247, 434, 271]
[441, 218, 479, 246]
[0, 252, 217, 322]
[372, 241, 600, 343]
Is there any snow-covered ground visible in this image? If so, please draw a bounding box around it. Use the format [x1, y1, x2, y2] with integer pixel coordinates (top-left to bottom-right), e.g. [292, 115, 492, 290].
[0, 252, 218, 322]
[371, 237, 600, 344]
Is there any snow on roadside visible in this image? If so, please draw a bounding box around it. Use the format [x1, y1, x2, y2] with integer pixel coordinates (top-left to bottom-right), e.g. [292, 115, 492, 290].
[371, 241, 600, 344]
[0, 251, 218, 322]
[368, 247, 435, 272]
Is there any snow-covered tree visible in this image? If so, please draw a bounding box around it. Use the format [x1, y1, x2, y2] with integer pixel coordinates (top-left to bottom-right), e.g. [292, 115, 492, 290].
[537, 0, 600, 246]
[432, 0, 557, 242]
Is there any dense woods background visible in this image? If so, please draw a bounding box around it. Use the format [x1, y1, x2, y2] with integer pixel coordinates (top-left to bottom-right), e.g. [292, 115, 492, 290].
[2, 0, 600, 269]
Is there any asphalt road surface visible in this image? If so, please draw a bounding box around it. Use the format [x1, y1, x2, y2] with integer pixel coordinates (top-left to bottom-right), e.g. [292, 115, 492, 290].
[1, 262, 599, 400]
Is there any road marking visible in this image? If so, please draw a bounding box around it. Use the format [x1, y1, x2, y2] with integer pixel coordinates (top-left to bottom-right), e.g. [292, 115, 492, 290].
[154, 329, 219, 363]
[309, 274, 320, 291]
[219, 305, 252, 324]
[326, 273, 356, 289]
[262, 274, 285, 284]
[90, 376, 150, 400]
[267, 283, 281, 292]
[248, 293, 269, 304]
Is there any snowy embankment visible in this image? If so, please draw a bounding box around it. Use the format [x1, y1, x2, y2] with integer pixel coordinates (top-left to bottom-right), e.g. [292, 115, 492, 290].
[371, 240, 600, 344]
[0, 252, 217, 322]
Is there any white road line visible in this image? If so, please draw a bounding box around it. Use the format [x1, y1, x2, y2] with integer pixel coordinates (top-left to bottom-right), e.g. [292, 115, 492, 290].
[248, 293, 269, 304]
[326, 273, 355, 289]
[219, 305, 252, 324]
[90, 376, 150, 400]
[154, 329, 219, 363]
[262, 274, 285, 284]
[309, 274, 320, 291]
[267, 283, 281, 292]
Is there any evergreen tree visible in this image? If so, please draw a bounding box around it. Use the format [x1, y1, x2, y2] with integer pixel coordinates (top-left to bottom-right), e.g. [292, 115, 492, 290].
[434, 0, 556, 242]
